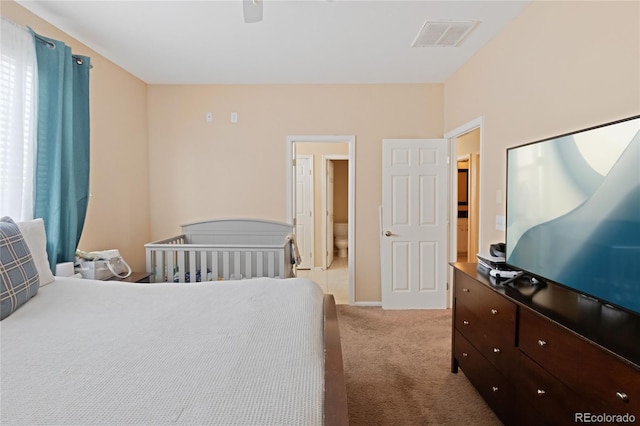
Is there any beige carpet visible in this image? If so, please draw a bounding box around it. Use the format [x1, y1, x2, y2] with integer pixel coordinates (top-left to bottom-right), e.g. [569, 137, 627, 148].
[336, 305, 503, 426]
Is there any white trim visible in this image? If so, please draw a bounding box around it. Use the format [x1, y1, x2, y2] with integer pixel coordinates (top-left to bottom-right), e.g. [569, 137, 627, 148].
[444, 117, 485, 308]
[354, 301, 382, 307]
[286, 135, 356, 305]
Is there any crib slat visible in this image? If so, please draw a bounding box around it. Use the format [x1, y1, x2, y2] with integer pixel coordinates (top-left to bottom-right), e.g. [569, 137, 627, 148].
[177, 251, 186, 283]
[200, 251, 208, 282]
[222, 251, 230, 280]
[268, 251, 275, 278]
[256, 253, 263, 277]
[211, 251, 219, 281]
[167, 254, 174, 283]
[233, 251, 241, 279]
[150, 250, 159, 283]
[189, 250, 197, 283]
[244, 251, 252, 279]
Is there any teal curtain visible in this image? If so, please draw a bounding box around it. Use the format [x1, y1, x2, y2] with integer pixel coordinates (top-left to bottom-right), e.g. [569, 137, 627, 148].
[31, 31, 91, 271]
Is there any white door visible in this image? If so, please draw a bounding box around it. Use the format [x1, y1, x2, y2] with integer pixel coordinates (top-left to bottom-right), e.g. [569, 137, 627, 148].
[325, 159, 335, 268]
[295, 155, 313, 269]
[381, 139, 449, 309]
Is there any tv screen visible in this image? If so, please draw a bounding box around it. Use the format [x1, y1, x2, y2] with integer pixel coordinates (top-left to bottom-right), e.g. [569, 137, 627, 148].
[506, 115, 640, 315]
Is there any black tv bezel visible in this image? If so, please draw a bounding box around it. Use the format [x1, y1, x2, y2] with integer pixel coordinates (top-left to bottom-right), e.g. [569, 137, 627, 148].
[504, 114, 640, 316]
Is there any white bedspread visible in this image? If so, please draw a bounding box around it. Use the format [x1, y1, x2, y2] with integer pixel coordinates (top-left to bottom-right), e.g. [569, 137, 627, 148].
[1, 277, 324, 425]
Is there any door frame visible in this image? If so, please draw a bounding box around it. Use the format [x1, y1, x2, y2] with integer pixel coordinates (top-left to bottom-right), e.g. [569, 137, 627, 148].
[444, 117, 485, 307]
[322, 155, 349, 270]
[286, 135, 356, 305]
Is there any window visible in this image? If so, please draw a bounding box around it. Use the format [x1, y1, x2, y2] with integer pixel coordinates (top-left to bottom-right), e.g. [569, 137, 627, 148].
[0, 18, 36, 220]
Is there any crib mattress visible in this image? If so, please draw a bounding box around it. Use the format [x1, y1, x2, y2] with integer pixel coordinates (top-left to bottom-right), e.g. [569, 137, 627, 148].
[0, 277, 324, 425]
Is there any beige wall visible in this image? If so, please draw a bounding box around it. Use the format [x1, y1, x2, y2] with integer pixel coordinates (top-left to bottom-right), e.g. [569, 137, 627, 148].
[8, 0, 635, 303]
[2, 1, 150, 271]
[456, 129, 480, 158]
[148, 84, 444, 301]
[445, 0, 640, 250]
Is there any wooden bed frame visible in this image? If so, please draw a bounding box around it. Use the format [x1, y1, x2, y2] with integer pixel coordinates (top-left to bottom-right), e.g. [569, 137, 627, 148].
[323, 294, 349, 425]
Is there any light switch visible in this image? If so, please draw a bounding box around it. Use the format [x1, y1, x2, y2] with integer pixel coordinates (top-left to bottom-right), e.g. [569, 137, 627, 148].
[206, 112, 213, 122]
[231, 112, 238, 123]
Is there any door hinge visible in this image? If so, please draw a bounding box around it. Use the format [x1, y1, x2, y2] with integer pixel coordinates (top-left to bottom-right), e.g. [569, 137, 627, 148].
[292, 159, 297, 167]
[447, 156, 450, 164]
[446, 282, 450, 290]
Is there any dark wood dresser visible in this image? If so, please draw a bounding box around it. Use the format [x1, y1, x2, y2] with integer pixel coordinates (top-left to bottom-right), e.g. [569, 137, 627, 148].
[451, 262, 640, 425]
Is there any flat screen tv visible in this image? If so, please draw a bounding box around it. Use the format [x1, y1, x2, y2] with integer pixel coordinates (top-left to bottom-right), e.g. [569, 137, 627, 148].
[506, 115, 640, 315]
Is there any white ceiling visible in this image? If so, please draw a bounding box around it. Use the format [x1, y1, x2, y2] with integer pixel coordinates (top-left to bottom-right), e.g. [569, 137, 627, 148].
[16, 0, 532, 85]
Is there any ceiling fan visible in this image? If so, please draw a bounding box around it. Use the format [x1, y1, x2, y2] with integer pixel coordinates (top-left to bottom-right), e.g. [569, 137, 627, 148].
[243, 0, 263, 23]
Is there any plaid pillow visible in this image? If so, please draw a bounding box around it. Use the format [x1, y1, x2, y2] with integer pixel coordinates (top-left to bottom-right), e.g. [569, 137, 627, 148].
[0, 217, 40, 320]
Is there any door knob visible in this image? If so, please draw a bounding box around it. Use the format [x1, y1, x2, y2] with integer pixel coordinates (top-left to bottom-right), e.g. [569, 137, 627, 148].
[384, 231, 392, 237]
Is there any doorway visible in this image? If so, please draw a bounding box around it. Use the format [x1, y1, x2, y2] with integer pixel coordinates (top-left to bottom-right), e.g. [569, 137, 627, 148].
[445, 118, 484, 306]
[456, 128, 480, 263]
[286, 136, 355, 305]
[322, 155, 349, 270]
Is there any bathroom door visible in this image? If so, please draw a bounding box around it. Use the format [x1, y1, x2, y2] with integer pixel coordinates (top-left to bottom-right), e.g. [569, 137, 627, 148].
[325, 159, 335, 268]
[295, 155, 314, 269]
[381, 138, 448, 309]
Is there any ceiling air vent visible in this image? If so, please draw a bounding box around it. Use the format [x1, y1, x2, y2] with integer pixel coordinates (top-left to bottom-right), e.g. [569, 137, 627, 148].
[411, 20, 479, 48]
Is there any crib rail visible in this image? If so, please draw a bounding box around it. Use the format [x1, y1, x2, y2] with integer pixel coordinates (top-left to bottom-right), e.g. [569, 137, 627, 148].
[145, 237, 294, 283]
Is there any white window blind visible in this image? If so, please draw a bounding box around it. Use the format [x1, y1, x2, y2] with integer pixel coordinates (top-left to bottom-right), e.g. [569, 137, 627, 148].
[0, 18, 36, 221]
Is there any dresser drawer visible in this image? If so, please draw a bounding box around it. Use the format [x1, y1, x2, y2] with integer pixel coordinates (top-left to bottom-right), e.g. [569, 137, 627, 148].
[518, 308, 580, 386]
[577, 343, 640, 415]
[474, 287, 518, 338]
[454, 269, 482, 306]
[454, 331, 514, 424]
[514, 351, 585, 425]
[455, 301, 516, 378]
[454, 301, 482, 342]
[454, 269, 517, 338]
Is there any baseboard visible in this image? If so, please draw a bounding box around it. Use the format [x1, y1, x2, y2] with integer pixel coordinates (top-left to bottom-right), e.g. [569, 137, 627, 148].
[353, 301, 382, 307]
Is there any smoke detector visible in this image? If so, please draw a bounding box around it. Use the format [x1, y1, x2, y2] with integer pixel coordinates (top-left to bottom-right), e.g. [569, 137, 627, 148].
[411, 20, 479, 48]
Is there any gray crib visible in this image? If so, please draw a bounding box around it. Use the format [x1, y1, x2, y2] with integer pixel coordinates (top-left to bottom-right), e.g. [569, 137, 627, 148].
[145, 219, 299, 283]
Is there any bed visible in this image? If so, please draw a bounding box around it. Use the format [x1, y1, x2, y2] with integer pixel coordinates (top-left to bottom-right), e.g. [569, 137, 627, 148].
[145, 219, 300, 283]
[0, 217, 348, 425]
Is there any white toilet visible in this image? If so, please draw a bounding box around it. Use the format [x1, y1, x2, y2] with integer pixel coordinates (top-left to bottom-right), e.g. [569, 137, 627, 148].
[334, 223, 348, 258]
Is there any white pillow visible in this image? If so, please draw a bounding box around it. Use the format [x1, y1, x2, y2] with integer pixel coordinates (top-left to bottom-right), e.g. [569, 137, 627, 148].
[16, 219, 55, 286]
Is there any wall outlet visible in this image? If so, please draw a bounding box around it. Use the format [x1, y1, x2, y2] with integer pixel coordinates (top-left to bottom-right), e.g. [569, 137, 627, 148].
[495, 215, 506, 231]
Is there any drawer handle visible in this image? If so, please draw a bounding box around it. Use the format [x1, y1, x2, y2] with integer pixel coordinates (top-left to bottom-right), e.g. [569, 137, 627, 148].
[616, 392, 629, 402]
[491, 309, 498, 315]
[462, 288, 470, 293]
[492, 386, 499, 393]
[462, 352, 468, 357]
[538, 339, 547, 347]
[493, 348, 501, 354]
[463, 320, 470, 325]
